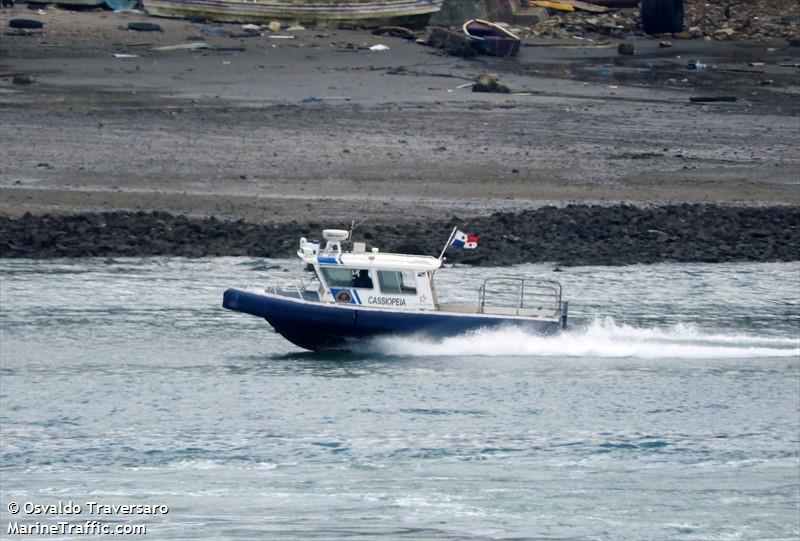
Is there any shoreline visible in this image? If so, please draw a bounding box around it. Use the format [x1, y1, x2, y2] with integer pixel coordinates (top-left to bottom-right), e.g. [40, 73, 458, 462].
[1, 4, 798, 265]
[2, 204, 798, 266]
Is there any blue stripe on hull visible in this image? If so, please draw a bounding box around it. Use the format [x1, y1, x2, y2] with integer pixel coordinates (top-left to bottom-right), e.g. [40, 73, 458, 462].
[223, 288, 561, 351]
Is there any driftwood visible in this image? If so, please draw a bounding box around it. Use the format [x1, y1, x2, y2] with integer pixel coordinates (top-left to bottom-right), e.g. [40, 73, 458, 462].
[554, 0, 611, 12]
[585, 0, 639, 7]
[689, 96, 738, 103]
[371, 26, 417, 40]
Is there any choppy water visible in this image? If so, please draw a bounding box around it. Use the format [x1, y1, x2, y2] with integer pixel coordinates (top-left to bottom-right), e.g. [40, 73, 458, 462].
[1, 258, 798, 540]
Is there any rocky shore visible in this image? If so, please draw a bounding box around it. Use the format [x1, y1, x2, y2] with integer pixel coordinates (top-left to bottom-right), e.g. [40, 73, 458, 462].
[2, 205, 797, 266]
[1, 3, 798, 268]
[524, 0, 800, 41]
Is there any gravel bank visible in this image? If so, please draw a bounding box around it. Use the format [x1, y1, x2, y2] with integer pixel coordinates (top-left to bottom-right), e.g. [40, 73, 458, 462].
[2, 205, 797, 266]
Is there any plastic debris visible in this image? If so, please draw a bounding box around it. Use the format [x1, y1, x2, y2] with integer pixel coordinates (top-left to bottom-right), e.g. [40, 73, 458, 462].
[234, 29, 261, 38]
[105, 0, 138, 11]
[369, 44, 390, 51]
[200, 27, 226, 37]
[112, 53, 139, 58]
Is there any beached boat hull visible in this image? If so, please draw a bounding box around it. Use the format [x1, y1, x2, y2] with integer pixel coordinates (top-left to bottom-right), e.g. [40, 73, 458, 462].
[142, 0, 442, 26]
[223, 288, 564, 351]
[55, 0, 106, 6]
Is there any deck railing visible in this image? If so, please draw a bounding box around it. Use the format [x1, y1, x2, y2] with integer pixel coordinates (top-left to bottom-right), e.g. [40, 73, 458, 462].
[266, 277, 309, 301]
[478, 277, 563, 315]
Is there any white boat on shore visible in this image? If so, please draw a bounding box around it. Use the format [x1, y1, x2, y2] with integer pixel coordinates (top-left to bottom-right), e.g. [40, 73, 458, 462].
[142, 0, 443, 26]
[223, 227, 568, 351]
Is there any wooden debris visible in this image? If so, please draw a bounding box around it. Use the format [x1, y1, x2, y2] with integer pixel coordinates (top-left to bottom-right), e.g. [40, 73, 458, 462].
[427, 27, 476, 57]
[371, 26, 417, 40]
[550, 0, 610, 13]
[586, 0, 639, 6]
[530, 1, 575, 12]
[690, 96, 738, 103]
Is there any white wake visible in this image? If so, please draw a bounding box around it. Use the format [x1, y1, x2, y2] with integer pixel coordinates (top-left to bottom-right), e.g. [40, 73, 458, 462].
[366, 318, 800, 359]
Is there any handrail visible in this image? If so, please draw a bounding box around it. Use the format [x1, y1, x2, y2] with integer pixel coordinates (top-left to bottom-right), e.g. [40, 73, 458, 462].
[478, 276, 563, 314]
[266, 276, 309, 301]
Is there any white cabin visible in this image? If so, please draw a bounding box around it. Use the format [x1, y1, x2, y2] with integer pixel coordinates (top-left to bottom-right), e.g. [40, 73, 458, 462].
[298, 229, 441, 310]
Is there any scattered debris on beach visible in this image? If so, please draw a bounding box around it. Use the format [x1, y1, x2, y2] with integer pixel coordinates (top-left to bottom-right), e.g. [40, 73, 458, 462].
[523, 0, 799, 40]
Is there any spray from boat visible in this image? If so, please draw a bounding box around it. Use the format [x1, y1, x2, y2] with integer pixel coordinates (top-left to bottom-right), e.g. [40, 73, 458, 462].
[361, 318, 800, 359]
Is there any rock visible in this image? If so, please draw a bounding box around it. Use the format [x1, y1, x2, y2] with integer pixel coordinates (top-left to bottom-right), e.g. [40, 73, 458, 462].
[713, 27, 735, 40]
[2, 206, 798, 266]
[617, 42, 635, 55]
[688, 26, 703, 37]
[511, 1, 799, 41]
[12, 74, 34, 85]
[472, 73, 510, 94]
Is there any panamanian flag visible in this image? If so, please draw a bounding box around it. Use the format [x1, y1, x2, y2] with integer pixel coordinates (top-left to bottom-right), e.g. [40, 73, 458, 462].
[451, 230, 479, 249]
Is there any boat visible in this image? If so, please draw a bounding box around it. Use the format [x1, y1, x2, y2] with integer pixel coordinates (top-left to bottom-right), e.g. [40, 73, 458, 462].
[462, 18, 521, 57]
[222, 227, 568, 351]
[142, 0, 442, 27]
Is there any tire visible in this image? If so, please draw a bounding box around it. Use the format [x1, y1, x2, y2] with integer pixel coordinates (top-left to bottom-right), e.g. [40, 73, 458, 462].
[127, 22, 162, 32]
[9, 19, 44, 29]
[641, 0, 684, 34]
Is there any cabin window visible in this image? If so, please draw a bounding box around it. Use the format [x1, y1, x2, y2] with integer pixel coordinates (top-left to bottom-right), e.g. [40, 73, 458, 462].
[352, 269, 373, 289]
[378, 270, 417, 295]
[319, 267, 373, 289]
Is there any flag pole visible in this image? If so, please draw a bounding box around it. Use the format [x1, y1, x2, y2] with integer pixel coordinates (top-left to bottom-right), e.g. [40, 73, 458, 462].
[438, 226, 458, 261]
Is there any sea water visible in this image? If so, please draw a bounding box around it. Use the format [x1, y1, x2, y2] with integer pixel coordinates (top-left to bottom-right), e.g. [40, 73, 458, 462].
[1, 258, 798, 540]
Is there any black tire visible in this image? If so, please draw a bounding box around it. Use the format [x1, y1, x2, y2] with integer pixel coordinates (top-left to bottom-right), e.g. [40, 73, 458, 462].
[9, 19, 44, 29]
[641, 0, 684, 34]
[127, 22, 162, 32]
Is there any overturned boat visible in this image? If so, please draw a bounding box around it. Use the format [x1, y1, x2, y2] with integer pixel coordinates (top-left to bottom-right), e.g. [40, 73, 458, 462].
[463, 18, 521, 57]
[142, 0, 442, 26]
[223, 227, 568, 352]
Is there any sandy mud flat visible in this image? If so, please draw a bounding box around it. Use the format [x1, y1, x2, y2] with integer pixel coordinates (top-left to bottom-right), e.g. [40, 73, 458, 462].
[0, 4, 798, 263]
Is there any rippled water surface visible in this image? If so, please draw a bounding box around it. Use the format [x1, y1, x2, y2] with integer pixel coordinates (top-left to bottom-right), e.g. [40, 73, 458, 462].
[1, 258, 799, 540]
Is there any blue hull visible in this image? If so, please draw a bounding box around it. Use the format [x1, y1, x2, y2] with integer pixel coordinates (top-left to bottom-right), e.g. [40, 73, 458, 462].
[223, 288, 564, 351]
